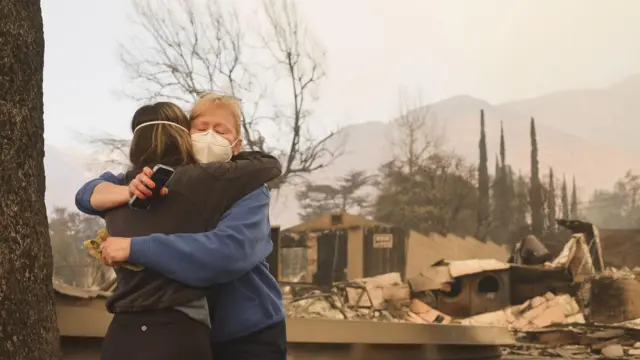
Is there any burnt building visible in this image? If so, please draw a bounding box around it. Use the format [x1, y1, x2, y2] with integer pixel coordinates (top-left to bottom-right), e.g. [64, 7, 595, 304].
[282, 213, 408, 286]
[280, 212, 511, 288]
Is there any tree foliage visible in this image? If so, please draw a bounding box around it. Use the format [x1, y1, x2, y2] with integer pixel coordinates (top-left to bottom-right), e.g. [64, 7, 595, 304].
[477, 110, 490, 237]
[583, 170, 640, 228]
[513, 172, 530, 233]
[375, 152, 478, 236]
[296, 170, 373, 221]
[546, 168, 557, 230]
[490, 122, 515, 243]
[571, 176, 579, 219]
[561, 176, 570, 219]
[49, 207, 113, 288]
[373, 100, 477, 236]
[529, 117, 544, 237]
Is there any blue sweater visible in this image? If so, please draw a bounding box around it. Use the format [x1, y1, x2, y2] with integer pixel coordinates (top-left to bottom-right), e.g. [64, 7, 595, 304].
[74, 172, 285, 342]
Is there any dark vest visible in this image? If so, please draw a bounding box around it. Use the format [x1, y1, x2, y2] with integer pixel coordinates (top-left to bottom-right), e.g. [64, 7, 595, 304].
[104, 151, 281, 313]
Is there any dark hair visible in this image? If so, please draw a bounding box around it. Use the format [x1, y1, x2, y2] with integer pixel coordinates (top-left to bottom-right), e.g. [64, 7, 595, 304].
[129, 102, 197, 171]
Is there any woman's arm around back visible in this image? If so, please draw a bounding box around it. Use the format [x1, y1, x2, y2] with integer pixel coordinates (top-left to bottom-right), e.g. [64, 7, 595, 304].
[75, 172, 127, 216]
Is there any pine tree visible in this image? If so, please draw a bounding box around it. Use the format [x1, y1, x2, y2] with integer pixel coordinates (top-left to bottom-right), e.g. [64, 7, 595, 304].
[547, 168, 557, 230]
[561, 176, 570, 219]
[571, 176, 578, 218]
[529, 117, 544, 237]
[296, 170, 373, 220]
[478, 110, 490, 236]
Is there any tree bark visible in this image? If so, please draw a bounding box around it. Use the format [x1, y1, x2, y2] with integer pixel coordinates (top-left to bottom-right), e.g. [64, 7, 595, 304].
[0, 1, 60, 359]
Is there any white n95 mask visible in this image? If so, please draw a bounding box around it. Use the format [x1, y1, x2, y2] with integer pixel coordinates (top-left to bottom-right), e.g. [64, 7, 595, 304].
[191, 131, 238, 163]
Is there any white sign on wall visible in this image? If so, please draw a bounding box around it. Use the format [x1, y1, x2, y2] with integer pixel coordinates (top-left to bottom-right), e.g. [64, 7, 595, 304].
[373, 234, 393, 248]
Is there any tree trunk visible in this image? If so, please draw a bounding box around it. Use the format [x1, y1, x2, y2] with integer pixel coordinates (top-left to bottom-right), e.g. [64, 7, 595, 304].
[0, 1, 60, 359]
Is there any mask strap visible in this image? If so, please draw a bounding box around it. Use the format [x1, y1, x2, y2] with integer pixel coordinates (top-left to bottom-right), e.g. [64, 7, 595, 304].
[133, 121, 189, 134]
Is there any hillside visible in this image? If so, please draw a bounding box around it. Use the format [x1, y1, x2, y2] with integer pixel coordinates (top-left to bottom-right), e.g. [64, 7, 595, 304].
[503, 74, 640, 152]
[44, 76, 640, 227]
[270, 78, 640, 227]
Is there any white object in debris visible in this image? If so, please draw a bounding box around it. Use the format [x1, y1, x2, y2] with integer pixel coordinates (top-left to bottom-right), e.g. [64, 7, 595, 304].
[547, 234, 595, 280]
[446, 259, 510, 278]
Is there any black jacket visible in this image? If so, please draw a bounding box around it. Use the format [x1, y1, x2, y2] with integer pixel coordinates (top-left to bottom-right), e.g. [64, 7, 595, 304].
[104, 151, 281, 313]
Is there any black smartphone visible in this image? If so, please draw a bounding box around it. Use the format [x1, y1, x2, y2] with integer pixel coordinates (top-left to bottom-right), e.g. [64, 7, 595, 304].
[128, 164, 175, 210]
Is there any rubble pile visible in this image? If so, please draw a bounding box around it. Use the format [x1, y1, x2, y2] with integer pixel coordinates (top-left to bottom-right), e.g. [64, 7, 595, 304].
[285, 272, 414, 322]
[282, 220, 640, 357]
[503, 326, 640, 359]
[459, 292, 585, 330]
[284, 267, 640, 357]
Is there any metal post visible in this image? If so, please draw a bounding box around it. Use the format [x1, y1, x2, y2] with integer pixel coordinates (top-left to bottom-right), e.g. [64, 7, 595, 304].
[267, 226, 281, 281]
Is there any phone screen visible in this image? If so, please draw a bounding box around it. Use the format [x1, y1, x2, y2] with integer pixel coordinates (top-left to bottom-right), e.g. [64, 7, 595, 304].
[129, 165, 175, 210]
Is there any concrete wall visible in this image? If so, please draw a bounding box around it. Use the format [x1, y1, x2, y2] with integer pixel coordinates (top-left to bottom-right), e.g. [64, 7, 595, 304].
[61, 338, 502, 360]
[405, 232, 510, 279]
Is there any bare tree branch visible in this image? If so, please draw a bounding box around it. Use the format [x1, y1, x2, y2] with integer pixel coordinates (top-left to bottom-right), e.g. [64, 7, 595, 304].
[85, 135, 131, 172]
[261, 0, 343, 186]
[93, 0, 342, 188]
[391, 93, 443, 174]
[121, 0, 266, 152]
[375, 93, 476, 235]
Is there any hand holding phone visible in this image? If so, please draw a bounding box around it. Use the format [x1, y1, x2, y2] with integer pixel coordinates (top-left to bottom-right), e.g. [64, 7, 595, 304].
[128, 164, 175, 210]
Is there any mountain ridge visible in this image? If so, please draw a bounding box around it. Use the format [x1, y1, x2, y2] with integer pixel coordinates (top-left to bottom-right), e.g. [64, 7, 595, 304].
[44, 75, 640, 227]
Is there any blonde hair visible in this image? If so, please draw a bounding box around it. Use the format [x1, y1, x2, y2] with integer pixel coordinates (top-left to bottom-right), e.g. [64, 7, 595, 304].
[129, 102, 197, 170]
[190, 92, 242, 136]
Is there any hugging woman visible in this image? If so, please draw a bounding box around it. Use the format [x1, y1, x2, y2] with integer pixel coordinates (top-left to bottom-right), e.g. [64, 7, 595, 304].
[97, 101, 281, 360]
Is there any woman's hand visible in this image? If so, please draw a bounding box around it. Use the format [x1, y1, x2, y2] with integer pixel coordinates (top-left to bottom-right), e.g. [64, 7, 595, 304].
[128, 167, 169, 199]
[100, 237, 132, 265]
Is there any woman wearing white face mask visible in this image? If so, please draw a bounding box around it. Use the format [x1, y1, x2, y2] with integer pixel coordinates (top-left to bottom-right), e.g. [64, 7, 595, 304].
[127, 93, 244, 198]
[189, 93, 243, 160]
[191, 129, 240, 163]
[75, 92, 288, 360]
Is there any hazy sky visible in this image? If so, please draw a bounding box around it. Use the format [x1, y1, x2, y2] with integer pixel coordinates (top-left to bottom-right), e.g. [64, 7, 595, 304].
[42, 0, 640, 149]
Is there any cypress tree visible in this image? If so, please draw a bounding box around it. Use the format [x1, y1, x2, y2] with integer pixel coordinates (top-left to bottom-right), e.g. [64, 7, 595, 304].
[491, 122, 512, 239]
[507, 165, 517, 216]
[499, 122, 506, 166]
[513, 172, 529, 230]
[571, 176, 578, 218]
[561, 175, 570, 219]
[491, 154, 500, 230]
[529, 117, 544, 237]
[478, 110, 490, 234]
[547, 168, 557, 230]
[498, 122, 511, 228]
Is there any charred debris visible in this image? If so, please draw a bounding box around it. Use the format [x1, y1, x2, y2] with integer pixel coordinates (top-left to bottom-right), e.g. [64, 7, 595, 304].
[282, 218, 640, 358]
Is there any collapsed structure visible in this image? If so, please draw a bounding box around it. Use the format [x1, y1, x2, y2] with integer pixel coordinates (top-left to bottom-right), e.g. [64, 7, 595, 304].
[282, 216, 640, 358]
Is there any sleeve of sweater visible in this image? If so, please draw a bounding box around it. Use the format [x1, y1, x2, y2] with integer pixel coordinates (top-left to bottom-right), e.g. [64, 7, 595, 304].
[128, 186, 274, 286]
[74, 172, 125, 216]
